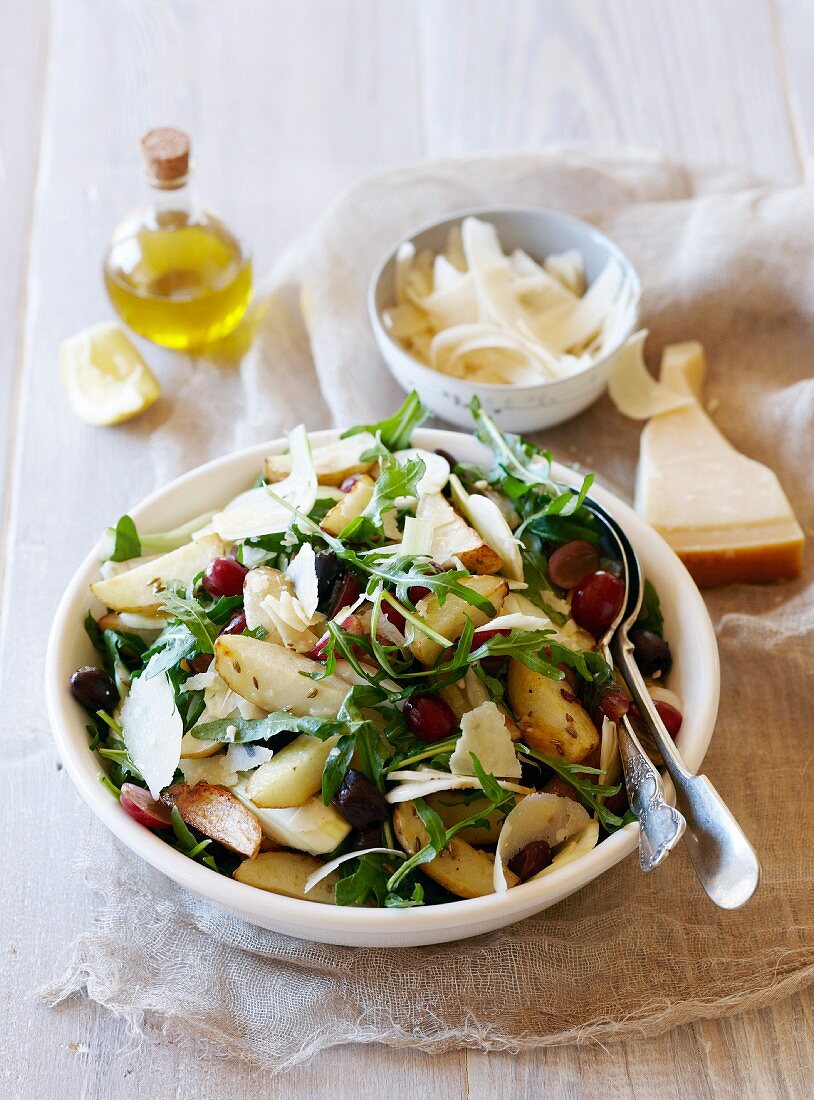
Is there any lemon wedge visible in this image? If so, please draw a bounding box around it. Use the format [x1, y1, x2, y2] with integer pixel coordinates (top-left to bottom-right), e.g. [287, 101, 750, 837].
[60, 322, 161, 425]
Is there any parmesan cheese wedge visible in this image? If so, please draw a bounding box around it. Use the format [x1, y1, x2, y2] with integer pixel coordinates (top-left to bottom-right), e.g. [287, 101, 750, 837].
[635, 342, 804, 586]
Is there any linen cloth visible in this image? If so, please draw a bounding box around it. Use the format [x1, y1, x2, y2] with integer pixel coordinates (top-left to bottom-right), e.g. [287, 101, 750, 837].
[38, 149, 814, 1071]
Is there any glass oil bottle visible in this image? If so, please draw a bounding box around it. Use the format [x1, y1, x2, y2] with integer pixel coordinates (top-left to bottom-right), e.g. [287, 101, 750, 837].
[103, 128, 252, 351]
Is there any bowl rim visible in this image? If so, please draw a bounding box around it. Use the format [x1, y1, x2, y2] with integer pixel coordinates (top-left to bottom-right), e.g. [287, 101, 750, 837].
[367, 204, 642, 395]
[46, 427, 718, 939]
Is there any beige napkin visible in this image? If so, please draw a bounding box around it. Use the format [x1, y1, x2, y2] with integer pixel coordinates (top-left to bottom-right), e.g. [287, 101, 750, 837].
[39, 150, 814, 1071]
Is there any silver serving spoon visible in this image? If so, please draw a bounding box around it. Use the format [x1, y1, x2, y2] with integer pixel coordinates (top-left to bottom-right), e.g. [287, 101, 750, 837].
[584, 498, 761, 909]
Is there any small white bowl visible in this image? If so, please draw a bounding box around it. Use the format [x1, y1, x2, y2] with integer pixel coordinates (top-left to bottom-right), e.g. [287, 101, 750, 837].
[369, 206, 641, 432]
[46, 427, 717, 948]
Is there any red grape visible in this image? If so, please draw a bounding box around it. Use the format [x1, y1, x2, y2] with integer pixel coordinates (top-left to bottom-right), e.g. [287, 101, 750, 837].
[380, 601, 406, 633]
[220, 610, 247, 636]
[339, 473, 365, 493]
[593, 688, 630, 728]
[472, 626, 512, 674]
[120, 783, 173, 829]
[629, 699, 683, 738]
[548, 540, 600, 589]
[570, 570, 625, 636]
[402, 694, 457, 743]
[186, 652, 213, 674]
[309, 613, 364, 661]
[202, 556, 248, 598]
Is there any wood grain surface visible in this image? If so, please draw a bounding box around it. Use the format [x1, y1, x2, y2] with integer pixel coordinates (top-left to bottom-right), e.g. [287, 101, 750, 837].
[1, 1, 811, 1097]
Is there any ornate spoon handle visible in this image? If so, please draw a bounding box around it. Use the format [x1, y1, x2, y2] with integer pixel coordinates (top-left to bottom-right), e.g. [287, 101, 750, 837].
[617, 715, 685, 871]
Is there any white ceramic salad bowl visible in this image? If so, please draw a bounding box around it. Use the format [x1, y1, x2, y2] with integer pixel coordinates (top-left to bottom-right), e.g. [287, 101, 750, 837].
[46, 428, 718, 948]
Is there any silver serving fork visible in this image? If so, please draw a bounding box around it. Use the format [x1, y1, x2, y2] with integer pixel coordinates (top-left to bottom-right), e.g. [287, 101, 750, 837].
[584, 498, 761, 908]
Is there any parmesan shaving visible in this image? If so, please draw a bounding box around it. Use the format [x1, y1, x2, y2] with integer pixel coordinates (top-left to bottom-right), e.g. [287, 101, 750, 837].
[120, 670, 183, 799]
[608, 330, 694, 420]
[494, 792, 591, 893]
[448, 701, 522, 779]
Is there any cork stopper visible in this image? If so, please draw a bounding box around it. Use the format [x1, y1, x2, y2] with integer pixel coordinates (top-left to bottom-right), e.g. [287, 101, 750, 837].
[140, 128, 190, 185]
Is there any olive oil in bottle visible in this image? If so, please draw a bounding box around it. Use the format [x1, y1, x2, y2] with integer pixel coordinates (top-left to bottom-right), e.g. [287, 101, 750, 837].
[103, 128, 252, 350]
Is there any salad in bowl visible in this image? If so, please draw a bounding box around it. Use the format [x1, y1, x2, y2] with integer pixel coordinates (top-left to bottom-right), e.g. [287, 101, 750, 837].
[69, 395, 682, 911]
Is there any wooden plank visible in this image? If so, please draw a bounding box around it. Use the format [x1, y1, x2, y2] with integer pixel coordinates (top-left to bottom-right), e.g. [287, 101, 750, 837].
[0, 0, 430, 1096]
[417, 0, 801, 182]
[0, 0, 50, 561]
[773, 0, 814, 178]
[466, 988, 814, 1099]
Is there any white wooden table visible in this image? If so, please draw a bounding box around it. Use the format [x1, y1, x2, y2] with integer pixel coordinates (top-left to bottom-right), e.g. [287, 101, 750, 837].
[2, 2, 812, 1096]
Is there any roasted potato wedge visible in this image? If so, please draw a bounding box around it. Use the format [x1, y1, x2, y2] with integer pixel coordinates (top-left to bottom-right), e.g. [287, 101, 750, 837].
[234, 851, 339, 903]
[410, 575, 508, 666]
[215, 636, 349, 716]
[320, 474, 375, 536]
[91, 534, 224, 614]
[263, 433, 377, 486]
[245, 733, 340, 808]
[426, 791, 517, 846]
[506, 659, 599, 764]
[169, 782, 261, 858]
[416, 492, 503, 574]
[393, 801, 518, 898]
[179, 730, 222, 759]
[439, 671, 520, 739]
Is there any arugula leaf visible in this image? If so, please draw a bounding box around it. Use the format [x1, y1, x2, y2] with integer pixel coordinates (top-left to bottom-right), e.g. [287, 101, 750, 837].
[84, 611, 105, 654]
[469, 628, 562, 679]
[142, 622, 197, 679]
[518, 532, 568, 625]
[191, 712, 344, 743]
[414, 797, 447, 852]
[100, 514, 141, 562]
[340, 455, 425, 542]
[520, 745, 624, 830]
[469, 396, 558, 493]
[525, 512, 602, 547]
[384, 882, 425, 908]
[171, 805, 213, 861]
[321, 734, 355, 804]
[341, 391, 429, 452]
[159, 582, 220, 656]
[636, 579, 665, 636]
[99, 513, 212, 563]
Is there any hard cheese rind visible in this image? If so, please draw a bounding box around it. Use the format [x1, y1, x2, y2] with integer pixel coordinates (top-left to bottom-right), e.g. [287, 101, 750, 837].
[635, 342, 804, 586]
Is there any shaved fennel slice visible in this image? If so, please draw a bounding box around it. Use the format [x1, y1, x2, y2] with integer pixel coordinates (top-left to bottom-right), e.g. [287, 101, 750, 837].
[385, 774, 530, 805]
[535, 818, 599, 877]
[303, 848, 404, 894]
[394, 241, 415, 303]
[211, 424, 317, 540]
[433, 254, 468, 293]
[493, 793, 591, 892]
[285, 543, 319, 621]
[383, 302, 429, 341]
[544, 248, 587, 296]
[449, 473, 523, 580]
[529, 259, 624, 352]
[599, 716, 622, 793]
[429, 325, 551, 383]
[608, 331, 694, 420]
